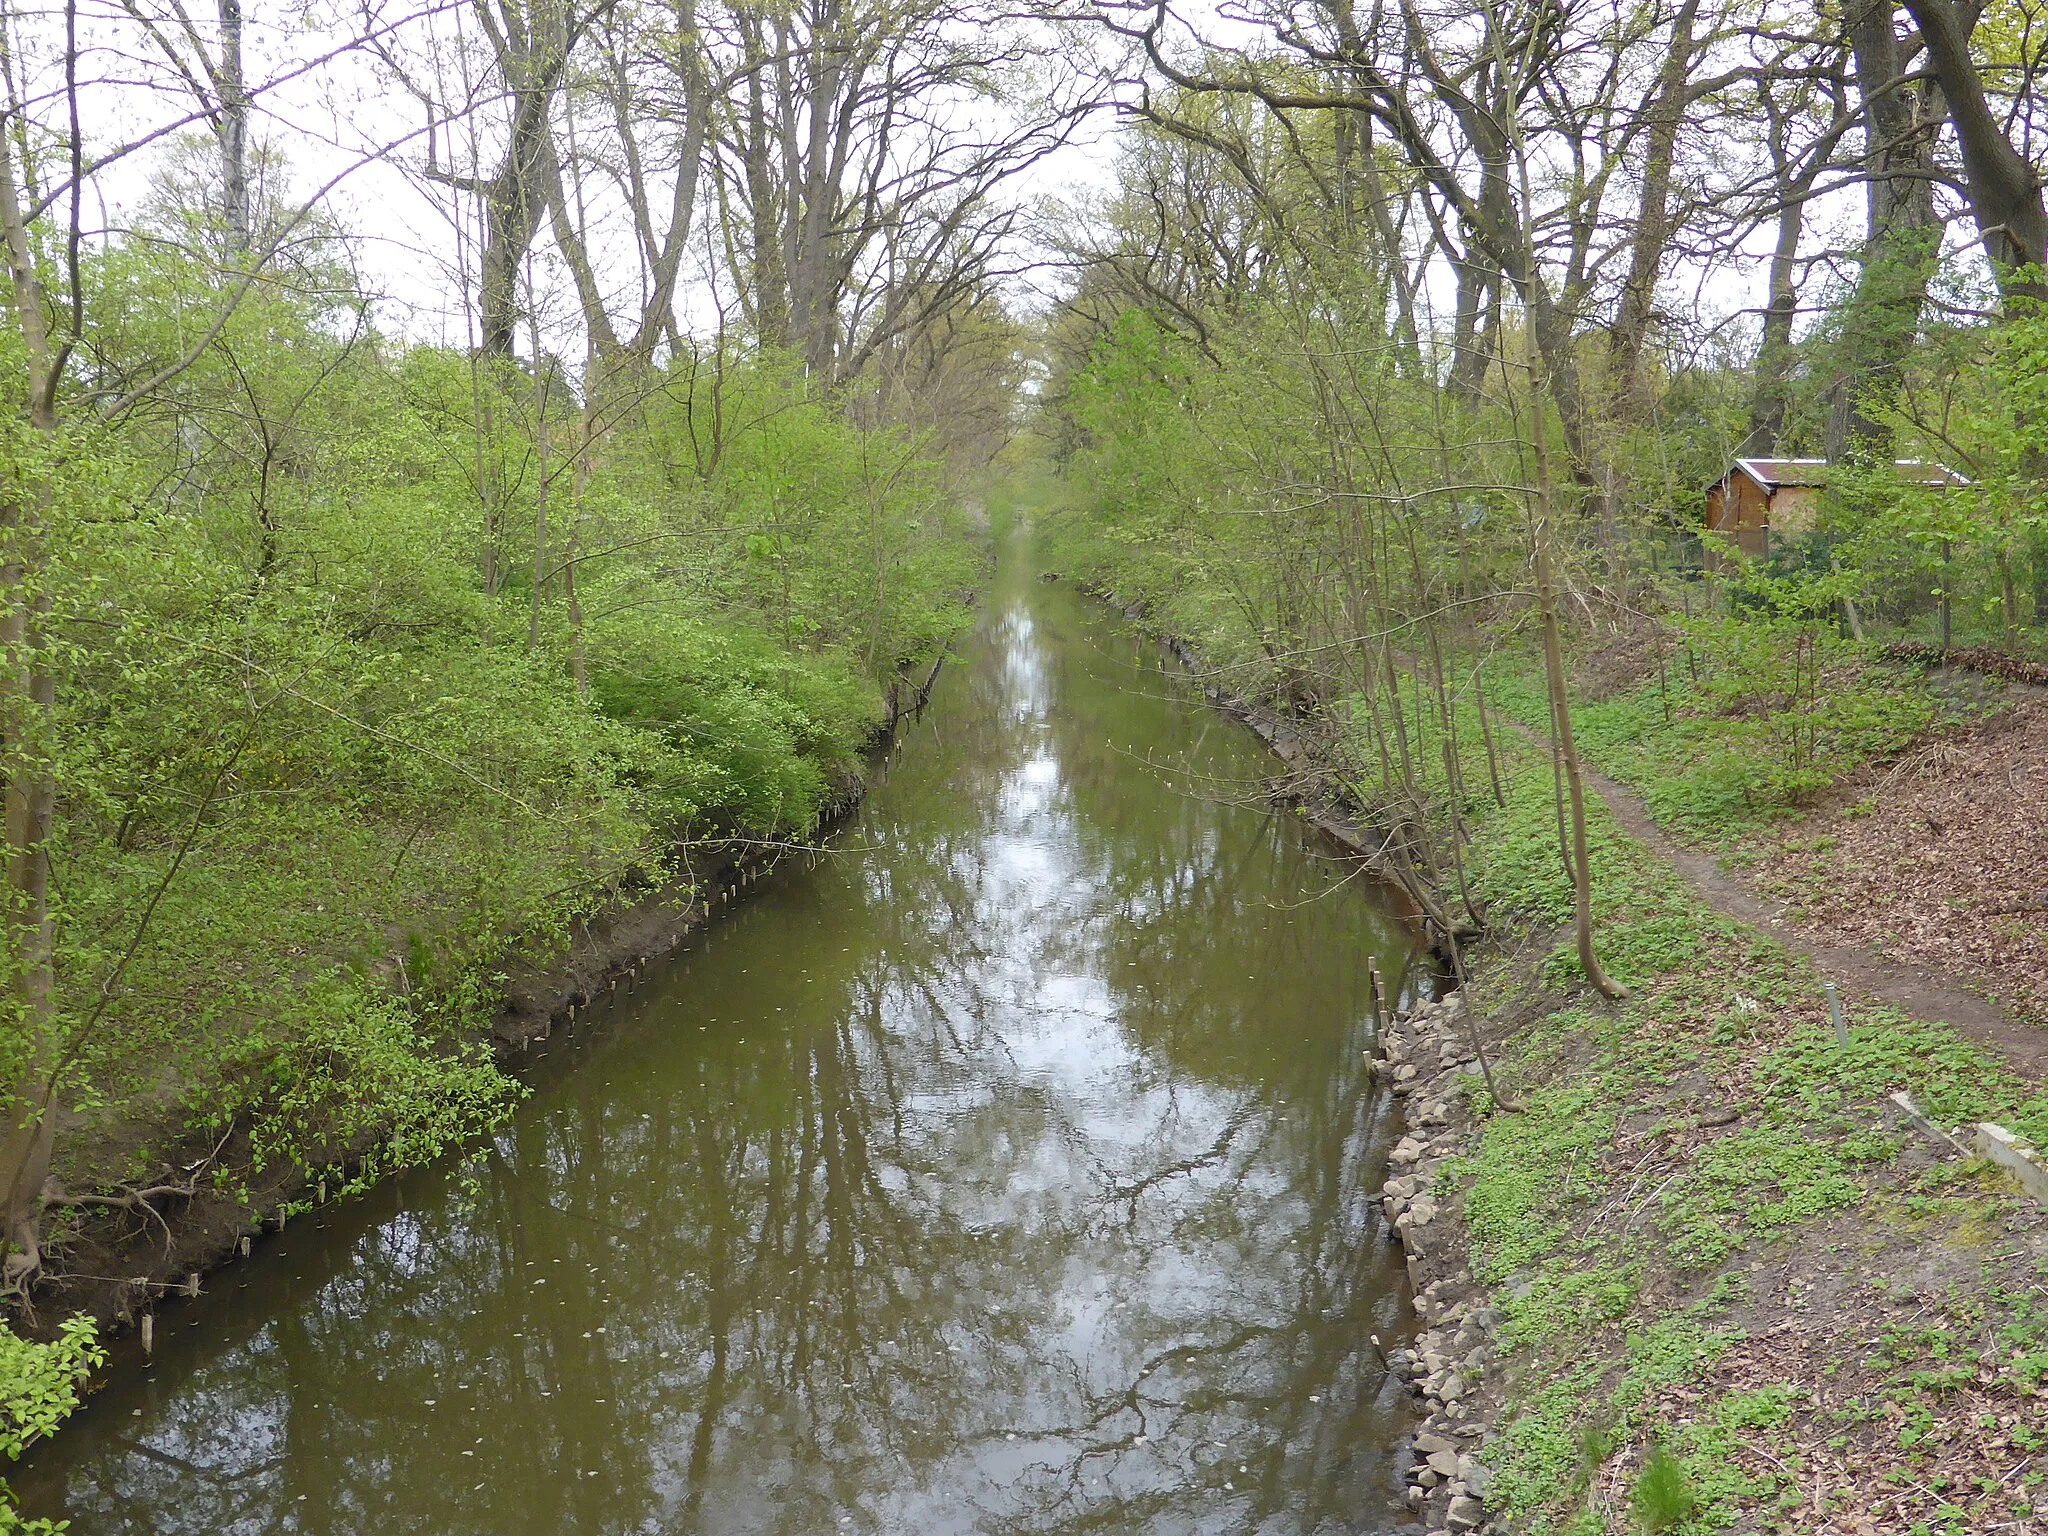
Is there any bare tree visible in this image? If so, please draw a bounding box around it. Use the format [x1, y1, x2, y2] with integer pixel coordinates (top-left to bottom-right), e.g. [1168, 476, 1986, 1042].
[116, 0, 252, 251]
[1104, 0, 1750, 502]
[708, 0, 1082, 386]
[432, 0, 598, 357]
[1904, 0, 2048, 300]
[1609, 0, 1707, 424]
[1744, 59, 1851, 453]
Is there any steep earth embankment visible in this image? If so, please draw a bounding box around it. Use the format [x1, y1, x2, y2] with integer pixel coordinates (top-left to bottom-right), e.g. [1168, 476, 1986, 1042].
[30, 747, 906, 1341]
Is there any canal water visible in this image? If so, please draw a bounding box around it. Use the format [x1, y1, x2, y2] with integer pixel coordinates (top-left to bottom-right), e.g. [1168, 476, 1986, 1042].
[21, 539, 1424, 1534]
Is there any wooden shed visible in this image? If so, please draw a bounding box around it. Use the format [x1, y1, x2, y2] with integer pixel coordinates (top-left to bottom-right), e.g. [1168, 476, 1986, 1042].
[1704, 458, 1967, 558]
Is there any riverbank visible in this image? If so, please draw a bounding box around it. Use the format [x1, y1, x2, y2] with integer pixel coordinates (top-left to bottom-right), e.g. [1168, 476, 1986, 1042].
[1074, 587, 1454, 959]
[1322, 699, 2048, 1536]
[20, 636, 966, 1350]
[26, 729, 921, 1346]
[1088, 566, 2048, 1531]
[18, 527, 1425, 1535]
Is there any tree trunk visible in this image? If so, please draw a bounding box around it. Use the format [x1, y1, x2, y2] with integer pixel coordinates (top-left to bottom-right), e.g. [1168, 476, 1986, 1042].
[1903, 0, 2048, 300]
[1609, 0, 1702, 422]
[0, 618, 56, 1280]
[567, 402, 596, 700]
[618, 0, 711, 361]
[472, 0, 578, 358]
[1828, 0, 1942, 461]
[1535, 519, 1626, 1001]
[1522, 272, 1624, 1000]
[527, 278, 550, 650]
[735, 22, 791, 350]
[1447, 250, 1492, 404]
[1747, 90, 1818, 453]
[0, 133, 59, 1274]
[1748, 199, 1802, 452]
[216, 0, 248, 253]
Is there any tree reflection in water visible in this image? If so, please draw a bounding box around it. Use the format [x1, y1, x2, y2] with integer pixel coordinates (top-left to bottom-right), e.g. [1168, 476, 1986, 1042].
[21, 553, 1422, 1535]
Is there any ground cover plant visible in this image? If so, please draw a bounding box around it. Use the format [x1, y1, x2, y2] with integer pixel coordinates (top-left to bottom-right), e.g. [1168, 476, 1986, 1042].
[1441, 743, 2048, 1535]
[13, 0, 2048, 1516]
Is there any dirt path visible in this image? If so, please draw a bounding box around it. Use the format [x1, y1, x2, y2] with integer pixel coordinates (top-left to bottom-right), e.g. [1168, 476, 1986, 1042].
[1575, 758, 2048, 1079]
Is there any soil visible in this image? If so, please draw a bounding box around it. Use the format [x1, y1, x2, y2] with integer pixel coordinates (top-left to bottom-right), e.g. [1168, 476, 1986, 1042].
[1574, 755, 2048, 1081]
[1746, 694, 2048, 1051]
[23, 767, 885, 1341]
[1574, 617, 1667, 703]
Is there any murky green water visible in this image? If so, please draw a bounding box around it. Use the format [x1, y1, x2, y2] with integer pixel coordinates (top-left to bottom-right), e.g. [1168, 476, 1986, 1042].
[21, 539, 1424, 1534]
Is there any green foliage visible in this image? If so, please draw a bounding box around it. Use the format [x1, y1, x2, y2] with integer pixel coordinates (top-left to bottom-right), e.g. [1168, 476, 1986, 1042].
[1630, 1443, 1698, 1534]
[0, 1317, 99, 1462]
[0, 1316, 101, 1533]
[1578, 1419, 1620, 1481]
[1818, 303, 2048, 656]
[3, 221, 982, 1218]
[1485, 611, 1939, 840]
[1455, 1078, 1615, 1286]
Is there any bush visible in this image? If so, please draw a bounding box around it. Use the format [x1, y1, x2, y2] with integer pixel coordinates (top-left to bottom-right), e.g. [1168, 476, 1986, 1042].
[1630, 1442, 1698, 1533]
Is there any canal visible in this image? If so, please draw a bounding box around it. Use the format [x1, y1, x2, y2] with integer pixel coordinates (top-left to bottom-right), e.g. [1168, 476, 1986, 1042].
[21, 538, 1424, 1534]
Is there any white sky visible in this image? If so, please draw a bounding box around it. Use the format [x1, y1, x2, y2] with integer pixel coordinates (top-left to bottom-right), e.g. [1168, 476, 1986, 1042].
[24, 0, 1987, 387]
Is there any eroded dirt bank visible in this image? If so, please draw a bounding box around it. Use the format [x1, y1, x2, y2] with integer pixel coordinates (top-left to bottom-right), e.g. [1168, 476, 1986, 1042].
[27, 768, 880, 1341]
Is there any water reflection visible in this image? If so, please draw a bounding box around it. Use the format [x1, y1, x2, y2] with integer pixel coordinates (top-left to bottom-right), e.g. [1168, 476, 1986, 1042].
[22, 547, 1422, 1534]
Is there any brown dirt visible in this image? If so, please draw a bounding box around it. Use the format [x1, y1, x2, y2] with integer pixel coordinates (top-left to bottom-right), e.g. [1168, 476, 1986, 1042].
[1747, 697, 2048, 1047]
[1573, 754, 2048, 1081]
[24, 779, 873, 1341]
[1391, 927, 2048, 1536]
[1574, 617, 1668, 702]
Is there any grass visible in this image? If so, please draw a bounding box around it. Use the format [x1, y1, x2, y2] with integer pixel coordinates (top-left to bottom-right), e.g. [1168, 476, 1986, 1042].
[1480, 643, 1948, 841]
[1630, 1443, 1699, 1533]
[1436, 727, 2048, 1533]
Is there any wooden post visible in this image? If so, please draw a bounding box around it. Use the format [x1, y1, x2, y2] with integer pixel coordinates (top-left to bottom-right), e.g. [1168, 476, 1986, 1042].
[1940, 539, 1953, 650]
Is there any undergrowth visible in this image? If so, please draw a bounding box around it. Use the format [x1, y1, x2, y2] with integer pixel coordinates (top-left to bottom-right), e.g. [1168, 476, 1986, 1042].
[0, 1319, 100, 1534]
[1447, 739, 2048, 1534]
[1482, 641, 1944, 840]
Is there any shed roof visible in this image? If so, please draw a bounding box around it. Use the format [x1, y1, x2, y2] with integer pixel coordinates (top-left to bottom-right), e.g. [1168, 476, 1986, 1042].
[1710, 458, 1970, 493]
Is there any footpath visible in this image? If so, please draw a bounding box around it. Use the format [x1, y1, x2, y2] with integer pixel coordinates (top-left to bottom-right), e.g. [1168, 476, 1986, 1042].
[1372, 742, 2048, 1536]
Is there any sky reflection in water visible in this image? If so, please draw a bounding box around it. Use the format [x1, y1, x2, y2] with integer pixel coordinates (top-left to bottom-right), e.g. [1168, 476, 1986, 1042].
[22, 549, 1423, 1535]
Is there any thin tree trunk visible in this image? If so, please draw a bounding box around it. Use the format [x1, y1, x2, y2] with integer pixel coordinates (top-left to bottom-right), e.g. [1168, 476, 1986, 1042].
[1608, 0, 1702, 422]
[216, 0, 247, 253]
[527, 268, 550, 650]
[567, 405, 594, 700]
[1535, 517, 1625, 1000]
[0, 128, 59, 1274]
[1748, 171, 1805, 451]
[1829, 0, 1942, 460]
